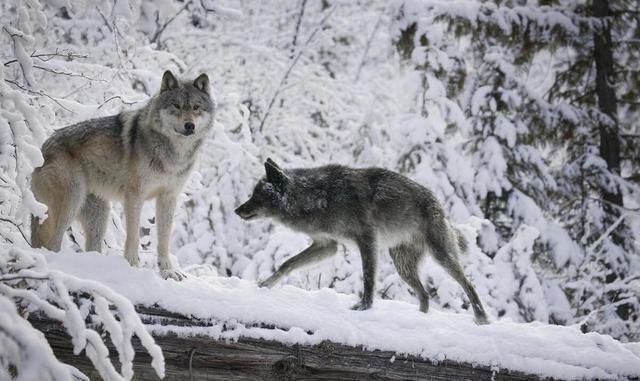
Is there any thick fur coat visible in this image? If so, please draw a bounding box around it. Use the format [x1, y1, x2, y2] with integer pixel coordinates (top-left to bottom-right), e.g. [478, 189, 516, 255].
[31, 71, 215, 280]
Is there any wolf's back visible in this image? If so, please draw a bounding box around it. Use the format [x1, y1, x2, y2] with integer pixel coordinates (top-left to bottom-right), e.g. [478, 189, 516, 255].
[41, 114, 125, 154]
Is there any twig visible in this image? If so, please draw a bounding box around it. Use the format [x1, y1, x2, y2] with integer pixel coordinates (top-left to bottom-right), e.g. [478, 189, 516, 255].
[199, 0, 242, 17]
[290, 0, 308, 58]
[9, 64, 105, 82]
[587, 196, 640, 213]
[587, 212, 627, 253]
[61, 82, 91, 99]
[1, 25, 22, 38]
[258, 7, 335, 132]
[0, 217, 31, 246]
[97, 95, 139, 109]
[3, 49, 88, 66]
[576, 297, 636, 327]
[109, 11, 124, 68]
[3, 79, 75, 113]
[3, 26, 33, 86]
[355, 12, 383, 82]
[96, 6, 113, 33]
[150, 0, 193, 44]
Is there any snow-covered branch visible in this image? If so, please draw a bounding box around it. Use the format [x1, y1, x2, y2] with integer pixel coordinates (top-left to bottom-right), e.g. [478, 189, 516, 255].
[0, 247, 165, 381]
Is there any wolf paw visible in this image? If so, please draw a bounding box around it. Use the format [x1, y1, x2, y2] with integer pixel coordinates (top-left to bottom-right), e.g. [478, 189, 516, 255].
[160, 269, 187, 281]
[125, 254, 140, 267]
[351, 300, 372, 311]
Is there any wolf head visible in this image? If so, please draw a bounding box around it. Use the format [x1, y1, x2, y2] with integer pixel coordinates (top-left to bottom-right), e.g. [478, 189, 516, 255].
[235, 158, 289, 220]
[154, 70, 215, 137]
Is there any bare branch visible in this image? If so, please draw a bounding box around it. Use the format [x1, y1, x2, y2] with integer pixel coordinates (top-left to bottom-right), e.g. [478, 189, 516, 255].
[97, 95, 139, 109]
[3, 79, 75, 114]
[3, 26, 33, 86]
[150, 0, 193, 44]
[587, 196, 640, 213]
[259, 7, 335, 132]
[34, 65, 103, 80]
[290, 0, 308, 58]
[3, 49, 88, 67]
[4, 62, 106, 82]
[96, 6, 113, 33]
[199, 0, 242, 17]
[0, 217, 31, 246]
[355, 11, 384, 82]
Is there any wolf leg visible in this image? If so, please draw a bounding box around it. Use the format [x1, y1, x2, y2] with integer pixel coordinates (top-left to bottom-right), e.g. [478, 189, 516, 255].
[431, 243, 488, 324]
[156, 191, 185, 281]
[31, 161, 86, 251]
[352, 232, 377, 311]
[123, 193, 143, 267]
[390, 244, 430, 313]
[259, 240, 338, 288]
[79, 194, 109, 252]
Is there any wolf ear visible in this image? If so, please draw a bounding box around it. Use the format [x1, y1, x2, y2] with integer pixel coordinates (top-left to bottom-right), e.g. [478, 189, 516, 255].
[265, 158, 288, 189]
[266, 157, 280, 169]
[193, 73, 210, 95]
[160, 70, 179, 93]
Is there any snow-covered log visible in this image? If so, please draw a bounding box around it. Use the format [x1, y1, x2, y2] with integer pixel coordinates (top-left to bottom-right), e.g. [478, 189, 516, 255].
[30, 249, 640, 381]
[30, 306, 540, 381]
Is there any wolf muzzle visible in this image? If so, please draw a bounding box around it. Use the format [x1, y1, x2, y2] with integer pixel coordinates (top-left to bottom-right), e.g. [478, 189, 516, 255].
[234, 202, 258, 220]
[182, 122, 195, 136]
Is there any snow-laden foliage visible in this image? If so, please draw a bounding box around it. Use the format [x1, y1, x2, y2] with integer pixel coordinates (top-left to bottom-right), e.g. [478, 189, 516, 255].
[0, 296, 87, 381]
[0, 246, 164, 380]
[393, 0, 640, 339]
[0, 3, 638, 376]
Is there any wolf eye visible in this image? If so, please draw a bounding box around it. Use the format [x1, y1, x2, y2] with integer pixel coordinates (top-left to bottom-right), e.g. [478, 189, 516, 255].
[173, 103, 181, 110]
[193, 104, 200, 111]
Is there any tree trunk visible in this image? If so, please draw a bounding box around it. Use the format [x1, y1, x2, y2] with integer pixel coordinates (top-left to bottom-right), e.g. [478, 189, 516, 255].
[593, 0, 623, 209]
[593, 0, 628, 321]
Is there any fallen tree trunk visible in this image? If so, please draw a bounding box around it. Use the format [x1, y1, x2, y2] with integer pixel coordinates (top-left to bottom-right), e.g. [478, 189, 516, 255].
[29, 306, 542, 381]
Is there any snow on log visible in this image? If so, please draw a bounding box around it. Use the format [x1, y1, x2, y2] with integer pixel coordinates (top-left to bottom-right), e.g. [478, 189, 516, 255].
[37, 250, 640, 380]
[30, 306, 539, 381]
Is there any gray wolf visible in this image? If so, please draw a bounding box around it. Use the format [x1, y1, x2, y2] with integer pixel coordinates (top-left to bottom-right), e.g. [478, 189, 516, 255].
[235, 159, 489, 324]
[31, 71, 215, 280]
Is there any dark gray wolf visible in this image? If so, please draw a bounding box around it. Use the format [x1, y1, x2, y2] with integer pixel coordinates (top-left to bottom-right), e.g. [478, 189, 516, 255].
[235, 159, 489, 324]
[31, 71, 215, 280]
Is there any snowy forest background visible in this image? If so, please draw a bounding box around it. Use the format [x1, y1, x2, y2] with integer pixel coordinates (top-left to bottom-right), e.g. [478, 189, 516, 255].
[1, 0, 639, 360]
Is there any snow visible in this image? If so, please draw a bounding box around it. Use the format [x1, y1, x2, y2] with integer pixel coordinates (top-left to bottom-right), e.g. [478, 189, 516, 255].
[0, 296, 87, 381]
[0, 247, 164, 381]
[1, 0, 639, 377]
[41, 248, 640, 380]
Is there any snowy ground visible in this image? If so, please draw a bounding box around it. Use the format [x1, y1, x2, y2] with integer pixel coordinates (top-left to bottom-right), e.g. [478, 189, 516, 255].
[40, 249, 640, 381]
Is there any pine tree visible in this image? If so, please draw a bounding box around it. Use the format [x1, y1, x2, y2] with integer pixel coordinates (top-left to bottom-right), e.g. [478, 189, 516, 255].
[394, 0, 640, 339]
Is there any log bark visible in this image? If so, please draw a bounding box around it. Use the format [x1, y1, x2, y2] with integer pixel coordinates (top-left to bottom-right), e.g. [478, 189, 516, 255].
[28, 306, 544, 381]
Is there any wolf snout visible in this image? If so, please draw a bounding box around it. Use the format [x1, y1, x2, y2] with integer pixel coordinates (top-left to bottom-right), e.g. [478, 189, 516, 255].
[234, 204, 257, 220]
[183, 122, 195, 135]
